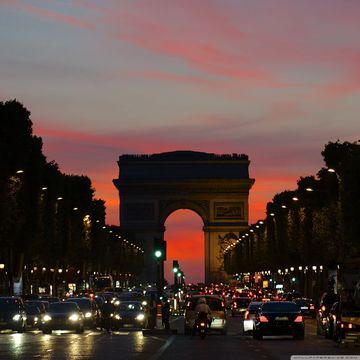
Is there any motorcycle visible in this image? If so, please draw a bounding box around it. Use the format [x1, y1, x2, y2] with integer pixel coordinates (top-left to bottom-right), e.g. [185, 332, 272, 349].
[101, 313, 114, 333]
[196, 312, 208, 339]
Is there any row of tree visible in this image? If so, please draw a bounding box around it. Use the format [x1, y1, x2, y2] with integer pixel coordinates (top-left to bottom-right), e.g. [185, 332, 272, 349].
[225, 140, 360, 274]
[0, 100, 143, 294]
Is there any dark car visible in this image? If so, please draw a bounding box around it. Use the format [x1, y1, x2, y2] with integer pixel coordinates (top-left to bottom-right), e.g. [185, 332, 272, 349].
[112, 301, 147, 329]
[253, 301, 304, 340]
[0, 300, 27, 333]
[65, 297, 100, 329]
[231, 297, 251, 317]
[293, 298, 316, 318]
[41, 302, 85, 334]
[24, 303, 41, 329]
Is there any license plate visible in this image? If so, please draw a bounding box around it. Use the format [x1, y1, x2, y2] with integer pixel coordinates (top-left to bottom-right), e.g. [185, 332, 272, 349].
[301, 306, 308, 310]
[275, 316, 288, 321]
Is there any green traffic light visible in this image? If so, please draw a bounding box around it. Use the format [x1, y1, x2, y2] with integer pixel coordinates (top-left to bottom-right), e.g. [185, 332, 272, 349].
[173, 267, 178, 273]
[154, 250, 162, 258]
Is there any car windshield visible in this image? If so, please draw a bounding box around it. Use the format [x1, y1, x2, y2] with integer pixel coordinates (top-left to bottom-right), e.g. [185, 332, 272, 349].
[187, 297, 224, 311]
[49, 303, 78, 313]
[25, 305, 40, 314]
[234, 298, 251, 306]
[249, 302, 262, 311]
[0, 303, 19, 312]
[66, 299, 91, 310]
[295, 299, 311, 306]
[118, 302, 142, 311]
[262, 302, 300, 312]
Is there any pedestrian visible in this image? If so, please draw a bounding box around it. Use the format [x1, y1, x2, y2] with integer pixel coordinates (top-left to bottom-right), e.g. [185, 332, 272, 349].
[162, 298, 170, 329]
[148, 294, 157, 329]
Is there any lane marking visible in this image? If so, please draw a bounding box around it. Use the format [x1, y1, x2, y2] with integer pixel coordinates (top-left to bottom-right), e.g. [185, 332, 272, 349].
[147, 335, 176, 360]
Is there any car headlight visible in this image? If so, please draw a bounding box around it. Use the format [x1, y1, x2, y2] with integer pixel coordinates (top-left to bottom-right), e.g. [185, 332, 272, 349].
[136, 314, 145, 321]
[43, 315, 52, 322]
[142, 301, 147, 306]
[34, 316, 38, 322]
[85, 312, 92, 318]
[12, 314, 21, 321]
[114, 314, 121, 320]
[69, 314, 80, 321]
[114, 300, 120, 306]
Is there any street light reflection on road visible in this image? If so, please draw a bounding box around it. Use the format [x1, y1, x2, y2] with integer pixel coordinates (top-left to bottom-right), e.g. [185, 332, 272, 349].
[9, 333, 24, 356]
[134, 331, 146, 353]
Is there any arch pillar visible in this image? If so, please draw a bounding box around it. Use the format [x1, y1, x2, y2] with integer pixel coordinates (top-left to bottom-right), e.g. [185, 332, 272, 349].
[204, 225, 245, 283]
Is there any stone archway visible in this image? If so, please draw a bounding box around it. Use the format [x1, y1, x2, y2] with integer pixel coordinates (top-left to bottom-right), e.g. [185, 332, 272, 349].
[113, 151, 255, 284]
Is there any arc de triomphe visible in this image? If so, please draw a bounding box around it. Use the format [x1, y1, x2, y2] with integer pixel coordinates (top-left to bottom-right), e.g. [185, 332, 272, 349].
[113, 151, 255, 284]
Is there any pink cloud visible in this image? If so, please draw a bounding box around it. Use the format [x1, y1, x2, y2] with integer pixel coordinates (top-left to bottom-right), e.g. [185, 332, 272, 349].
[7, 1, 94, 31]
[104, 1, 360, 97]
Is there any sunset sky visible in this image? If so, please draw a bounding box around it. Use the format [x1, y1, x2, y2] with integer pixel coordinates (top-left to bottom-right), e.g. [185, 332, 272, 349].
[1, 0, 360, 283]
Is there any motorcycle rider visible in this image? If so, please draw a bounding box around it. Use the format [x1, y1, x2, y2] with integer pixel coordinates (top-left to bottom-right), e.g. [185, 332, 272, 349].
[101, 299, 115, 333]
[192, 297, 212, 336]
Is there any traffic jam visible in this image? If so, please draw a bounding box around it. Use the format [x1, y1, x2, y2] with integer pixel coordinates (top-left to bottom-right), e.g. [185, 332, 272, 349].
[1, 281, 359, 347]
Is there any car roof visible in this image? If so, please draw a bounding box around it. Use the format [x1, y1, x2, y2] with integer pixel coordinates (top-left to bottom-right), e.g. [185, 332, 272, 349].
[190, 295, 222, 300]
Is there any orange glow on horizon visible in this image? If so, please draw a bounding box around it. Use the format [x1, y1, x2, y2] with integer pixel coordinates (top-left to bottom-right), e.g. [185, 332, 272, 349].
[164, 209, 204, 284]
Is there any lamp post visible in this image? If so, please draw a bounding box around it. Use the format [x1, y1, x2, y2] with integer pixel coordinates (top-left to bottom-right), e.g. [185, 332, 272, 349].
[172, 260, 179, 287]
[153, 238, 166, 298]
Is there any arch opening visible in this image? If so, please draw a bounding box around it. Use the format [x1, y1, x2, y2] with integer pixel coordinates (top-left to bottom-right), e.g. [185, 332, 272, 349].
[164, 209, 204, 285]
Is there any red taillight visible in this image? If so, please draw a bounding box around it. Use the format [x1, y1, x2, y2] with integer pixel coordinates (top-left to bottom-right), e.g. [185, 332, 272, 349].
[259, 315, 268, 322]
[200, 322, 206, 326]
[310, 305, 314, 310]
[294, 315, 303, 323]
[244, 311, 249, 320]
[233, 302, 237, 308]
[321, 305, 326, 311]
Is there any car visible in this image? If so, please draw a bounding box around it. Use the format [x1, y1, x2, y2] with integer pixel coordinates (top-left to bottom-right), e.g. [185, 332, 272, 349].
[184, 295, 227, 335]
[24, 303, 41, 329]
[112, 301, 148, 329]
[253, 301, 304, 340]
[65, 297, 101, 329]
[41, 302, 85, 334]
[0, 298, 27, 333]
[231, 297, 251, 317]
[293, 298, 316, 318]
[243, 301, 262, 334]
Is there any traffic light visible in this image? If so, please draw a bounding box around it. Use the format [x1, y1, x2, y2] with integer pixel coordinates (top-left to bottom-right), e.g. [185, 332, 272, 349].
[172, 260, 179, 273]
[153, 238, 166, 260]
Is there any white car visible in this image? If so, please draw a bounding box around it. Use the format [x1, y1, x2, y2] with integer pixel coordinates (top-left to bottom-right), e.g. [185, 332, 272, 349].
[243, 301, 262, 334]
